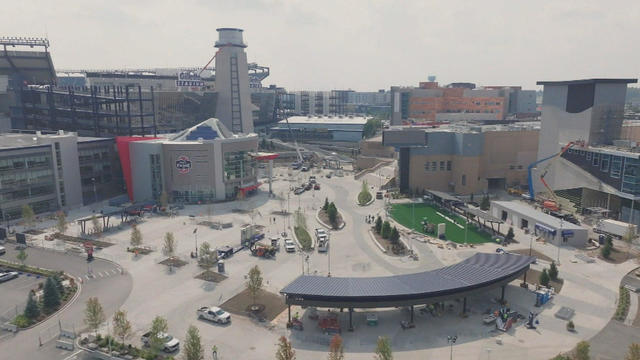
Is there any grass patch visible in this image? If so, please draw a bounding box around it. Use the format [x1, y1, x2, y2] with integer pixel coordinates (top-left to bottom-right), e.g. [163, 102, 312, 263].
[615, 286, 631, 321]
[294, 226, 312, 251]
[391, 203, 493, 244]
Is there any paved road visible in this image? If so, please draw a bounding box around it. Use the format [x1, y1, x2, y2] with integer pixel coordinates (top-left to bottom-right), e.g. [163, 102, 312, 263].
[0, 245, 132, 360]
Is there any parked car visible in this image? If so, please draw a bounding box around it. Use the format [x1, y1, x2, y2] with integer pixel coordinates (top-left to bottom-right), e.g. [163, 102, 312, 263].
[314, 184, 320, 190]
[294, 187, 305, 195]
[315, 228, 327, 238]
[197, 306, 231, 324]
[376, 191, 383, 200]
[326, 173, 332, 178]
[0, 246, 5, 255]
[0, 271, 19, 283]
[141, 331, 180, 352]
[301, 166, 309, 172]
[284, 239, 296, 253]
[309, 176, 317, 184]
[305, 183, 313, 191]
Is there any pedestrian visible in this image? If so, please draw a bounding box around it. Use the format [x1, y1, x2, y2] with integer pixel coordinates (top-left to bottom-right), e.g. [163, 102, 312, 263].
[212, 345, 218, 360]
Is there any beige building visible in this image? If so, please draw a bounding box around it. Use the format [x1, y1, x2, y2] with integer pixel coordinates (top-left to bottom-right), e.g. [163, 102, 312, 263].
[383, 123, 539, 195]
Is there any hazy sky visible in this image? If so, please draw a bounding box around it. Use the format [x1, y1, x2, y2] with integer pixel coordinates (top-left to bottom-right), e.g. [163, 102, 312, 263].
[2, 0, 639, 91]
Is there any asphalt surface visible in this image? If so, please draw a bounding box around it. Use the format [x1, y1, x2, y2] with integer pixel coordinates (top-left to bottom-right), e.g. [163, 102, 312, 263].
[0, 245, 132, 360]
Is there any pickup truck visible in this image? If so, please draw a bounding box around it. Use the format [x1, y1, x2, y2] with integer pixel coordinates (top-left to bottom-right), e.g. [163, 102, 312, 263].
[197, 306, 231, 324]
[141, 331, 180, 352]
[284, 239, 296, 253]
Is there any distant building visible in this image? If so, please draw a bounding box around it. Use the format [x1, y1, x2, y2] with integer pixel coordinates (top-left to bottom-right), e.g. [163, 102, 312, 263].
[390, 81, 537, 125]
[0, 130, 122, 220]
[271, 115, 368, 142]
[383, 123, 539, 195]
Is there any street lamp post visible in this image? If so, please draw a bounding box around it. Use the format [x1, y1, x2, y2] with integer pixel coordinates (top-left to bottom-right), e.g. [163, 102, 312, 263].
[447, 335, 457, 360]
[193, 228, 198, 258]
[557, 219, 563, 265]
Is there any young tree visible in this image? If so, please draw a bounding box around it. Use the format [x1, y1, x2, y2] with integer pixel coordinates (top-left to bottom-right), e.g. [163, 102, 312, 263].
[506, 227, 515, 243]
[130, 224, 142, 247]
[16, 249, 28, 267]
[112, 309, 132, 346]
[624, 224, 636, 260]
[149, 316, 169, 354]
[390, 227, 400, 244]
[199, 241, 217, 270]
[183, 325, 204, 360]
[549, 261, 559, 281]
[601, 243, 612, 259]
[91, 215, 102, 235]
[606, 235, 614, 249]
[275, 336, 296, 360]
[43, 277, 61, 312]
[574, 341, 590, 360]
[24, 291, 40, 320]
[159, 190, 169, 209]
[375, 216, 383, 234]
[84, 297, 105, 336]
[374, 336, 393, 360]
[246, 265, 263, 306]
[381, 221, 391, 239]
[163, 232, 176, 257]
[279, 192, 287, 214]
[55, 211, 68, 234]
[323, 197, 329, 212]
[328, 334, 344, 360]
[539, 268, 550, 288]
[480, 195, 490, 211]
[626, 343, 640, 360]
[21, 204, 35, 228]
[327, 203, 338, 228]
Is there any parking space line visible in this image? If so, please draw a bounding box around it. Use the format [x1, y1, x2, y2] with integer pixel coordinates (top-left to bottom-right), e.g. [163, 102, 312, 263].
[98, 272, 104, 278]
[111, 269, 118, 275]
[84, 275, 90, 281]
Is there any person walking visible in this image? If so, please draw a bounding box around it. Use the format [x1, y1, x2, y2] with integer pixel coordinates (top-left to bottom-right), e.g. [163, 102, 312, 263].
[212, 345, 218, 360]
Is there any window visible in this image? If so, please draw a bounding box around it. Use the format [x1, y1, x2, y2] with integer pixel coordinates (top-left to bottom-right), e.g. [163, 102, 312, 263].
[431, 161, 437, 171]
[509, 165, 515, 170]
[461, 174, 466, 186]
[600, 154, 610, 172]
[424, 162, 430, 171]
[446, 161, 452, 171]
[592, 153, 600, 166]
[611, 156, 622, 178]
[440, 161, 445, 171]
[586, 152, 592, 161]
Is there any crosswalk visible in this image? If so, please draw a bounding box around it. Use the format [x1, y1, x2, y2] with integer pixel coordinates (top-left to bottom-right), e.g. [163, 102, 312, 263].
[82, 267, 122, 282]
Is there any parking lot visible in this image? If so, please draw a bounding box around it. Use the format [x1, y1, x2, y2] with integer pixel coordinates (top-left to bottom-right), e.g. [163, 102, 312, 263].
[0, 272, 46, 323]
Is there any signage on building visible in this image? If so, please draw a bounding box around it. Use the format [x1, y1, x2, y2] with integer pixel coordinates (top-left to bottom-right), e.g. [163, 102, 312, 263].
[176, 71, 205, 88]
[176, 155, 192, 174]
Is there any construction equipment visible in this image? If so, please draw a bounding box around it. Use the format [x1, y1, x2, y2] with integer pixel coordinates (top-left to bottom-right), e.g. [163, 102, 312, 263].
[527, 141, 583, 210]
[250, 242, 276, 258]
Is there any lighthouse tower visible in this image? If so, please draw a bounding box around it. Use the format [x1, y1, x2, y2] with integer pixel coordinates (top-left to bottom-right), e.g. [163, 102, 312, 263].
[214, 28, 254, 134]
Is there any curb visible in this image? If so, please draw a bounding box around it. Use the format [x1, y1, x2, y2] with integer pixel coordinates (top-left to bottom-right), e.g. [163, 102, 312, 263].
[315, 209, 346, 230]
[357, 197, 375, 207]
[291, 226, 314, 251]
[368, 230, 387, 254]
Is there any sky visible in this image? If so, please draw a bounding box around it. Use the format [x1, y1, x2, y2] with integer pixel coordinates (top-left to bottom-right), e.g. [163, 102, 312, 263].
[2, 0, 639, 91]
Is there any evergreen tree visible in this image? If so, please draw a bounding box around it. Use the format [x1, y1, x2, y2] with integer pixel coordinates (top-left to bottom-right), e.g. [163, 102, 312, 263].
[480, 195, 490, 211]
[601, 243, 612, 259]
[506, 227, 515, 243]
[24, 291, 40, 320]
[375, 216, 383, 234]
[549, 261, 559, 281]
[323, 197, 329, 211]
[43, 277, 61, 312]
[381, 221, 391, 239]
[539, 268, 550, 288]
[390, 227, 400, 244]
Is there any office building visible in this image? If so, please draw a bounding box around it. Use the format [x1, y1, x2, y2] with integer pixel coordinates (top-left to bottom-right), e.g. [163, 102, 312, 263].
[271, 115, 369, 142]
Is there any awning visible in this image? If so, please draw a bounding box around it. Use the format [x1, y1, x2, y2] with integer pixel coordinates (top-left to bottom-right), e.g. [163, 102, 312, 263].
[561, 230, 574, 238]
[239, 182, 262, 192]
[535, 223, 557, 235]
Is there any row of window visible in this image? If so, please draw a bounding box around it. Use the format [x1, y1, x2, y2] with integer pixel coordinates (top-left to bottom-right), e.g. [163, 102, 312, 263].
[567, 149, 623, 179]
[0, 154, 52, 172]
[424, 160, 452, 172]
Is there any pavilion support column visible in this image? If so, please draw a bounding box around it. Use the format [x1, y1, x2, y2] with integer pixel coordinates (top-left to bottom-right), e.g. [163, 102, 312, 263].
[288, 305, 291, 323]
[348, 308, 354, 332]
[501, 285, 506, 303]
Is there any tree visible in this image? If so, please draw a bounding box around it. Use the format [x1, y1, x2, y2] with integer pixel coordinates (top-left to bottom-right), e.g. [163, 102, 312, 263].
[91, 215, 102, 235]
[183, 325, 204, 360]
[606, 235, 614, 249]
[626, 343, 640, 360]
[374, 336, 393, 360]
[24, 291, 40, 320]
[280, 192, 287, 213]
[575, 341, 590, 360]
[539, 268, 550, 288]
[16, 249, 28, 267]
[21, 204, 35, 228]
[323, 197, 329, 211]
[358, 180, 372, 205]
[390, 227, 400, 244]
[624, 224, 636, 260]
[381, 221, 391, 239]
[149, 316, 169, 354]
[112, 310, 132, 346]
[130, 224, 142, 247]
[328, 334, 344, 360]
[506, 227, 515, 243]
[84, 297, 105, 336]
[375, 216, 383, 234]
[327, 203, 338, 228]
[275, 336, 296, 360]
[163, 232, 176, 256]
[55, 211, 68, 234]
[362, 118, 382, 139]
[199, 241, 217, 270]
[601, 243, 612, 259]
[159, 191, 169, 209]
[246, 265, 263, 306]
[549, 261, 559, 281]
[43, 277, 61, 312]
[480, 195, 490, 211]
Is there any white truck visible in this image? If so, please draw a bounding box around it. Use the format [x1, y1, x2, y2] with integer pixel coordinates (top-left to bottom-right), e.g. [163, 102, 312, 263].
[141, 331, 180, 352]
[284, 239, 296, 253]
[594, 219, 636, 239]
[197, 306, 231, 324]
[315, 228, 329, 252]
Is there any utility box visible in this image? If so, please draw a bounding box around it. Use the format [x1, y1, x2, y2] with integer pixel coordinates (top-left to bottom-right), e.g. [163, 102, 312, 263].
[217, 260, 225, 273]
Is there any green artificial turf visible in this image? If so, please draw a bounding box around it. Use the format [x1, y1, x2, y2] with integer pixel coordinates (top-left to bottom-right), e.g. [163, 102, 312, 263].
[390, 203, 493, 244]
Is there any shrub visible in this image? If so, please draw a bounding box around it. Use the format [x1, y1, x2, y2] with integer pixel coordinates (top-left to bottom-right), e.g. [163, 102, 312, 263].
[575, 341, 590, 360]
[12, 314, 32, 328]
[358, 181, 372, 205]
[566, 320, 575, 331]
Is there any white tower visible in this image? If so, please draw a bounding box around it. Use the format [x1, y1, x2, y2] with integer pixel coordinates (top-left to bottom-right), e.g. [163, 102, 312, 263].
[214, 28, 254, 134]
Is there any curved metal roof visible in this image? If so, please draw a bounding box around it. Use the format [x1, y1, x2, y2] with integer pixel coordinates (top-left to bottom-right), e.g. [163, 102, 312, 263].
[280, 253, 534, 305]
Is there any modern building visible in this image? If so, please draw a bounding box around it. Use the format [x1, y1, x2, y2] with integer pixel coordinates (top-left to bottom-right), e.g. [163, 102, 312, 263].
[390, 81, 537, 125]
[271, 115, 369, 142]
[490, 200, 587, 248]
[117, 118, 261, 203]
[383, 122, 539, 195]
[289, 90, 351, 116]
[0, 130, 122, 220]
[531, 78, 640, 224]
